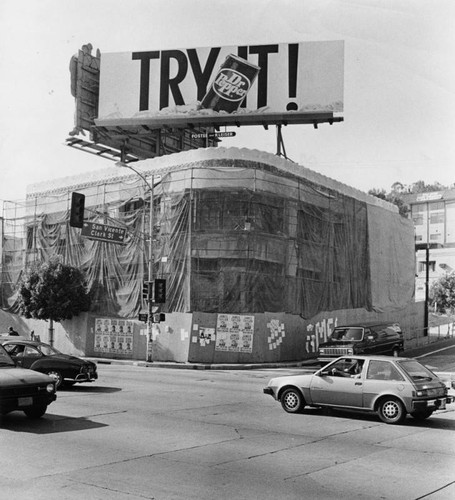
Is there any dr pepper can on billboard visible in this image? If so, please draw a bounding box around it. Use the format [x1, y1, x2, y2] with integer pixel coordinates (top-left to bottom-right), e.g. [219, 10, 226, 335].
[200, 54, 260, 113]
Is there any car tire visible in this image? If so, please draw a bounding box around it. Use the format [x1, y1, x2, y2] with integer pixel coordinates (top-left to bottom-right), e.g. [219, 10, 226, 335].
[24, 405, 47, 419]
[410, 409, 433, 421]
[280, 387, 305, 414]
[377, 397, 406, 424]
[46, 370, 63, 388]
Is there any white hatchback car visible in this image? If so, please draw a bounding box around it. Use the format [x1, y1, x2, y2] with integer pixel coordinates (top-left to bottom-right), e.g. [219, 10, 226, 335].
[263, 355, 453, 424]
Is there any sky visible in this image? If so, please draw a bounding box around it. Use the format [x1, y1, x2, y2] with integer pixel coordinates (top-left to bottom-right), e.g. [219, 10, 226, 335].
[1, 0, 454, 203]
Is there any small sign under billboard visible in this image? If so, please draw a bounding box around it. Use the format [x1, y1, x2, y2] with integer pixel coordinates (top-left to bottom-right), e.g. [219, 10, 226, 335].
[96, 41, 344, 129]
[81, 222, 126, 244]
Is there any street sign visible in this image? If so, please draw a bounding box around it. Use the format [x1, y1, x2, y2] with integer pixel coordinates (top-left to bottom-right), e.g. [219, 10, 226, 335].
[81, 221, 126, 244]
[190, 131, 236, 139]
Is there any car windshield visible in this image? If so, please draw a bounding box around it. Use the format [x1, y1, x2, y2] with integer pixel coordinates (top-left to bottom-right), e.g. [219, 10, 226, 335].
[36, 343, 62, 356]
[398, 360, 435, 381]
[330, 328, 363, 341]
[0, 345, 16, 366]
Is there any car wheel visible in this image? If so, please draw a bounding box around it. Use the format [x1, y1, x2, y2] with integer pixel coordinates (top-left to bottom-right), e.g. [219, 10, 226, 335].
[46, 370, 63, 388]
[280, 387, 305, 414]
[377, 397, 406, 424]
[24, 405, 47, 419]
[410, 409, 433, 421]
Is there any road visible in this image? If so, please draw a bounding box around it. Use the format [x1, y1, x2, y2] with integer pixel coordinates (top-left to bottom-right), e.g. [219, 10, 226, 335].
[1, 354, 455, 500]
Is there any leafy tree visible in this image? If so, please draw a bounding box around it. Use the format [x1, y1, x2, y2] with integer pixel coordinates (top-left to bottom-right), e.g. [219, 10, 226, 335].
[430, 273, 455, 313]
[368, 188, 410, 217]
[369, 180, 453, 218]
[18, 257, 91, 323]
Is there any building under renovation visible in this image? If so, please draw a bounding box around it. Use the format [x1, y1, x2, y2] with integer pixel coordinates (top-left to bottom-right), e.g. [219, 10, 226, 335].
[0, 147, 421, 363]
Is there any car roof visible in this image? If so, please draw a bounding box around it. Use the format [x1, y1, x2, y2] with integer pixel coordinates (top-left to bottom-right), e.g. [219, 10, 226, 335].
[2, 339, 44, 346]
[333, 322, 400, 328]
[332, 354, 411, 362]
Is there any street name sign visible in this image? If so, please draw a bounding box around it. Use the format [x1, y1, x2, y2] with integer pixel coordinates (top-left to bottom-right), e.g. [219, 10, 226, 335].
[81, 222, 126, 244]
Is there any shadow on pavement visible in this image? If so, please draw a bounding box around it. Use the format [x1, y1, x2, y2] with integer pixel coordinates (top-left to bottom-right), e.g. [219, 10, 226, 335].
[301, 406, 455, 429]
[59, 385, 122, 393]
[0, 412, 108, 434]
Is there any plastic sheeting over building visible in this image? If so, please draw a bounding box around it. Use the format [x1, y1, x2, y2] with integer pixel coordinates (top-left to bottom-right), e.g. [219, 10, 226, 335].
[1, 147, 415, 321]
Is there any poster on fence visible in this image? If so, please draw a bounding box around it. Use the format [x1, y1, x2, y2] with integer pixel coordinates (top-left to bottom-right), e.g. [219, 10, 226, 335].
[94, 318, 134, 356]
[215, 314, 254, 353]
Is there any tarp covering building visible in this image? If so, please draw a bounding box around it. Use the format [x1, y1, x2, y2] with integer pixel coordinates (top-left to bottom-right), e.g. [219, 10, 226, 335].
[0, 147, 416, 362]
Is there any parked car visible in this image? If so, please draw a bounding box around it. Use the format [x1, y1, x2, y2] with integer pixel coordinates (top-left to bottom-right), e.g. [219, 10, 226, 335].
[263, 355, 453, 424]
[2, 340, 97, 389]
[318, 322, 404, 365]
[0, 344, 57, 418]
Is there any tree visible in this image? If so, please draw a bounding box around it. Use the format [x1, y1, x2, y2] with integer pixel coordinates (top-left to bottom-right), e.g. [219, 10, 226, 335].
[368, 188, 410, 217]
[18, 257, 91, 342]
[430, 273, 455, 314]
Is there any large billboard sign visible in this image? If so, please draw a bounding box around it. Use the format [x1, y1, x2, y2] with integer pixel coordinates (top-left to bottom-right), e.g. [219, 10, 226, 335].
[96, 41, 344, 129]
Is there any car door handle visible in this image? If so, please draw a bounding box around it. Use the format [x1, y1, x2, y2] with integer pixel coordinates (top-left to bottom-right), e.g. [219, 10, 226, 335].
[355, 382, 362, 386]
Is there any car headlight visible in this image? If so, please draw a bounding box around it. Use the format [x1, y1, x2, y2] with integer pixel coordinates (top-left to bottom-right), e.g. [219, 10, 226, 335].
[347, 348, 353, 354]
[46, 383, 55, 393]
[416, 389, 429, 397]
[319, 349, 325, 354]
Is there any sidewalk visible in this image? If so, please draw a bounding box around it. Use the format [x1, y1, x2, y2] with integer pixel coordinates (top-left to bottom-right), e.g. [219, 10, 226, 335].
[87, 336, 455, 371]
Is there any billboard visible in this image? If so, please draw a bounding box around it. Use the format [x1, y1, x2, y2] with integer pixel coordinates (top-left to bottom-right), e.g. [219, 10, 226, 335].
[96, 41, 344, 129]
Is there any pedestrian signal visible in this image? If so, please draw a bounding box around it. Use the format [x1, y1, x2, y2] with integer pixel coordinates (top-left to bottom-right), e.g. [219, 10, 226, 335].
[152, 313, 165, 323]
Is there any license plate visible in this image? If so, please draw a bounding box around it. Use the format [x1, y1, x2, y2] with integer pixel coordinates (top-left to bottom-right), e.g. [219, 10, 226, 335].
[18, 397, 33, 407]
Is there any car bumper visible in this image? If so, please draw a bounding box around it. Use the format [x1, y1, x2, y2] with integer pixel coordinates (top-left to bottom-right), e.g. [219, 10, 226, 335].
[263, 387, 274, 397]
[75, 372, 98, 382]
[0, 393, 56, 415]
[412, 396, 453, 412]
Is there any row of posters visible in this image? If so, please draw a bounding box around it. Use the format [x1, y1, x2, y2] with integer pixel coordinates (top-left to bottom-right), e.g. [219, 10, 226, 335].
[94, 318, 134, 355]
[215, 314, 254, 353]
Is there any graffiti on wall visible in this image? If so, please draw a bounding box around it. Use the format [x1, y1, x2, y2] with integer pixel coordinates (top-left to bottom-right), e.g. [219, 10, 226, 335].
[305, 317, 338, 353]
[267, 319, 285, 350]
[215, 314, 254, 352]
[94, 318, 134, 356]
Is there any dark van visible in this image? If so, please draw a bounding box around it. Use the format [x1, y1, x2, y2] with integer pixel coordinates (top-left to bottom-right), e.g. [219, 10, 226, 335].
[318, 322, 404, 365]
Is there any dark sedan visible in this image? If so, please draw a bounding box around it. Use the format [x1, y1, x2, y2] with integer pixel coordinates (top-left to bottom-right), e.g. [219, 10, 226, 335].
[0, 344, 56, 418]
[2, 340, 97, 389]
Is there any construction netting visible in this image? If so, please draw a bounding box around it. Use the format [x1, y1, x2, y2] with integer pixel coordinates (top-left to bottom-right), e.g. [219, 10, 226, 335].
[0, 151, 415, 319]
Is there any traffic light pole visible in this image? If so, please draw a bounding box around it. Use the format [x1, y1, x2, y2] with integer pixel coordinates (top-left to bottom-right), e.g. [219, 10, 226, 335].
[115, 160, 155, 360]
[148, 177, 154, 360]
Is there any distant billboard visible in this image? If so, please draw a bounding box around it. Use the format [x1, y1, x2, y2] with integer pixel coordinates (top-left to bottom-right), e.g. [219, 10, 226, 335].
[96, 41, 344, 129]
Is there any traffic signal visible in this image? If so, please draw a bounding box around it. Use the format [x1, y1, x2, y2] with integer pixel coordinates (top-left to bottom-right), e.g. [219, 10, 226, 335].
[69, 192, 85, 228]
[154, 279, 166, 303]
[142, 281, 152, 301]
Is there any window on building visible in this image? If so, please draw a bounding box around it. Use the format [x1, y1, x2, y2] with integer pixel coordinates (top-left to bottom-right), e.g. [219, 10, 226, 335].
[418, 261, 435, 273]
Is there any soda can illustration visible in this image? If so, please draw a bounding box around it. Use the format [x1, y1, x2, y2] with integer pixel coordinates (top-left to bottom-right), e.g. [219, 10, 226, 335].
[200, 54, 260, 113]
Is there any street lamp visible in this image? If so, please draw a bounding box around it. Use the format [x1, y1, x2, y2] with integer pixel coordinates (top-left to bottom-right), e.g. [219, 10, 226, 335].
[115, 160, 155, 359]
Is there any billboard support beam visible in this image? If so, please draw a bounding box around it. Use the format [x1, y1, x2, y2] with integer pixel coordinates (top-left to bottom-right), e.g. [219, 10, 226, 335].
[276, 125, 288, 160]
